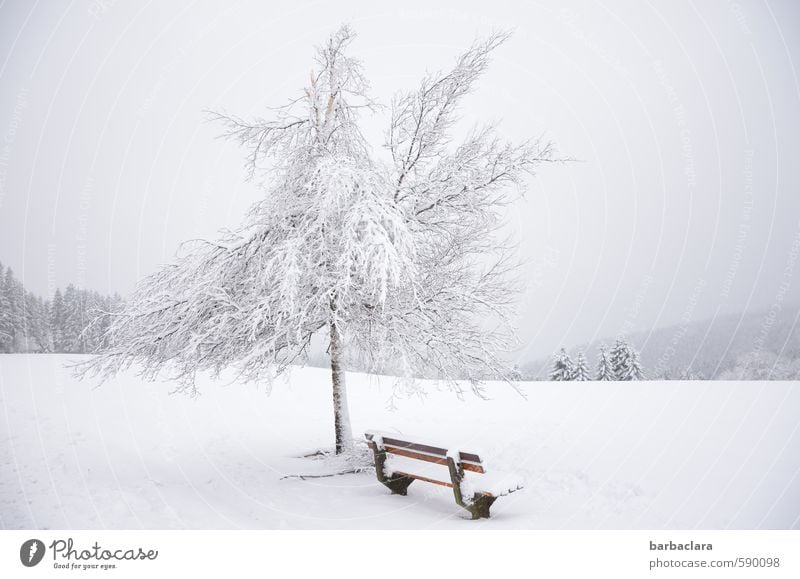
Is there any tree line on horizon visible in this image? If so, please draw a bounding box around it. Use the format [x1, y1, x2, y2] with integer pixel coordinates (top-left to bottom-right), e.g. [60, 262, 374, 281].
[548, 337, 645, 381]
[0, 262, 123, 354]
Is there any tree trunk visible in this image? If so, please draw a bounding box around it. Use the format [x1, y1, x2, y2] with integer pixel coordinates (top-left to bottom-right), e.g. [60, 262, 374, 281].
[329, 314, 353, 454]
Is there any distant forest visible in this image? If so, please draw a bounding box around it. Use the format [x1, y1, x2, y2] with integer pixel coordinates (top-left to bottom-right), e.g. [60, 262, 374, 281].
[0, 261, 122, 354]
[523, 304, 800, 381]
[2, 257, 798, 382]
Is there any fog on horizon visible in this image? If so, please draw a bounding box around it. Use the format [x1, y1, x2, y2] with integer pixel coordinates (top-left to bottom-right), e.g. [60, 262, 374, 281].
[0, 0, 799, 362]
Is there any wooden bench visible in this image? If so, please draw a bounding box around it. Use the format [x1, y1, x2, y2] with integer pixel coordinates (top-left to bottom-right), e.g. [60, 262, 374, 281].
[365, 430, 521, 519]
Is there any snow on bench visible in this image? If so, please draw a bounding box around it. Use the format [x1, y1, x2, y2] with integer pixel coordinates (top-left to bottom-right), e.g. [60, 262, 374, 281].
[364, 430, 523, 519]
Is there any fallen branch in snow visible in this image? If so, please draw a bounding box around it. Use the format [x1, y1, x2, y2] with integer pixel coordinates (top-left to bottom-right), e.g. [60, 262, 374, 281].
[280, 467, 369, 481]
[298, 449, 331, 459]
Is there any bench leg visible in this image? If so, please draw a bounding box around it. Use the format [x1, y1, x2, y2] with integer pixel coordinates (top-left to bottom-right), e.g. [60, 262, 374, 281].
[466, 493, 497, 520]
[383, 475, 414, 496]
[369, 442, 415, 495]
[447, 456, 497, 519]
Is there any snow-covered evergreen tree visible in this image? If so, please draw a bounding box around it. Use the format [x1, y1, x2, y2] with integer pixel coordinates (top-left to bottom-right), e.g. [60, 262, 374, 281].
[78, 27, 556, 454]
[571, 352, 590, 381]
[609, 337, 630, 380]
[619, 348, 645, 380]
[23, 291, 49, 352]
[596, 345, 613, 380]
[610, 337, 645, 380]
[36, 296, 52, 351]
[50, 288, 65, 352]
[549, 348, 574, 381]
[0, 262, 12, 352]
[62, 285, 85, 353]
[3, 268, 24, 351]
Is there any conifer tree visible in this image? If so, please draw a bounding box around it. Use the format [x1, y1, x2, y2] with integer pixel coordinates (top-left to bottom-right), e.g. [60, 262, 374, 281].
[549, 348, 574, 381]
[610, 337, 645, 381]
[23, 291, 47, 351]
[619, 347, 645, 380]
[62, 285, 81, 352]
[610, 337, 630, 380]
[0, 262, 11, 352]
[50, 288, 66, 352]
[37, 296, 52, 352]
[595, 344, 614, 381]
[4, 268, 24, 351]
[571, 352, 590, 381]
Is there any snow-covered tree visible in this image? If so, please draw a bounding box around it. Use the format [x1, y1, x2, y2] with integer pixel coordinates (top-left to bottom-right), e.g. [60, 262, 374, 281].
[610, 337, 645, 381]
[595, 345, 613, 381]
[50, 288, 65, 352]
[79, 292, 123, 352]
[62, 284, 86, 353]
[37, 296, 53, 352]
[3, 268, 24, 351]
[571, 352, 590, 381]
[77, 27, 556, 454]
[549, 348, 574, 381]
[719, 351, 798, 380]
[609, 337, 629, 379]
[0, 262, 12, 352]
[619, 348, 644, 380]
[24, 291, 50, 352]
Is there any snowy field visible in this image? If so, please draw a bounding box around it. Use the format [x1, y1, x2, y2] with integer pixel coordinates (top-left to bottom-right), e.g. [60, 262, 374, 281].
[1, 354, 799, 529]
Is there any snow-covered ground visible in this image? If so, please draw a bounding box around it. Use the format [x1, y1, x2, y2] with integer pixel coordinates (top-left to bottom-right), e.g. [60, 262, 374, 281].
[1, 354, 798, 529]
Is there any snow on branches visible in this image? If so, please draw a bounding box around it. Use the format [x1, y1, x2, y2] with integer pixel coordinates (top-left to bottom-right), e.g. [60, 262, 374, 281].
[610, 337, 645, 381]
[549, 348, 574, 381]
[78, 26, 556, 448]
[548, 339, 645, 382]
[595, 345, 614, 381]
[571, 353, 590, 381]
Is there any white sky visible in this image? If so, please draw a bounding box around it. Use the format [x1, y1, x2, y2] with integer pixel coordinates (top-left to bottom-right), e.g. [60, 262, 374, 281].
[1, 0, 799, 360]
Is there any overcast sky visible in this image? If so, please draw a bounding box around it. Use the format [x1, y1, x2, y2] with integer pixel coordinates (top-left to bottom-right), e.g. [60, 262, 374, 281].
[1, 0, 799, 360]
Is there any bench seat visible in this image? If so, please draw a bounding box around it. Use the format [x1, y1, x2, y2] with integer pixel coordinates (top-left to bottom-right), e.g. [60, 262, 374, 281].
[365, 430, 522, 519]
[384, 454, 523, 497]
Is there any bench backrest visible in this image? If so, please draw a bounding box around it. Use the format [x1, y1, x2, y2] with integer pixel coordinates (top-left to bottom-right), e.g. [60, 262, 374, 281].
[365, 431, 485, 474]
